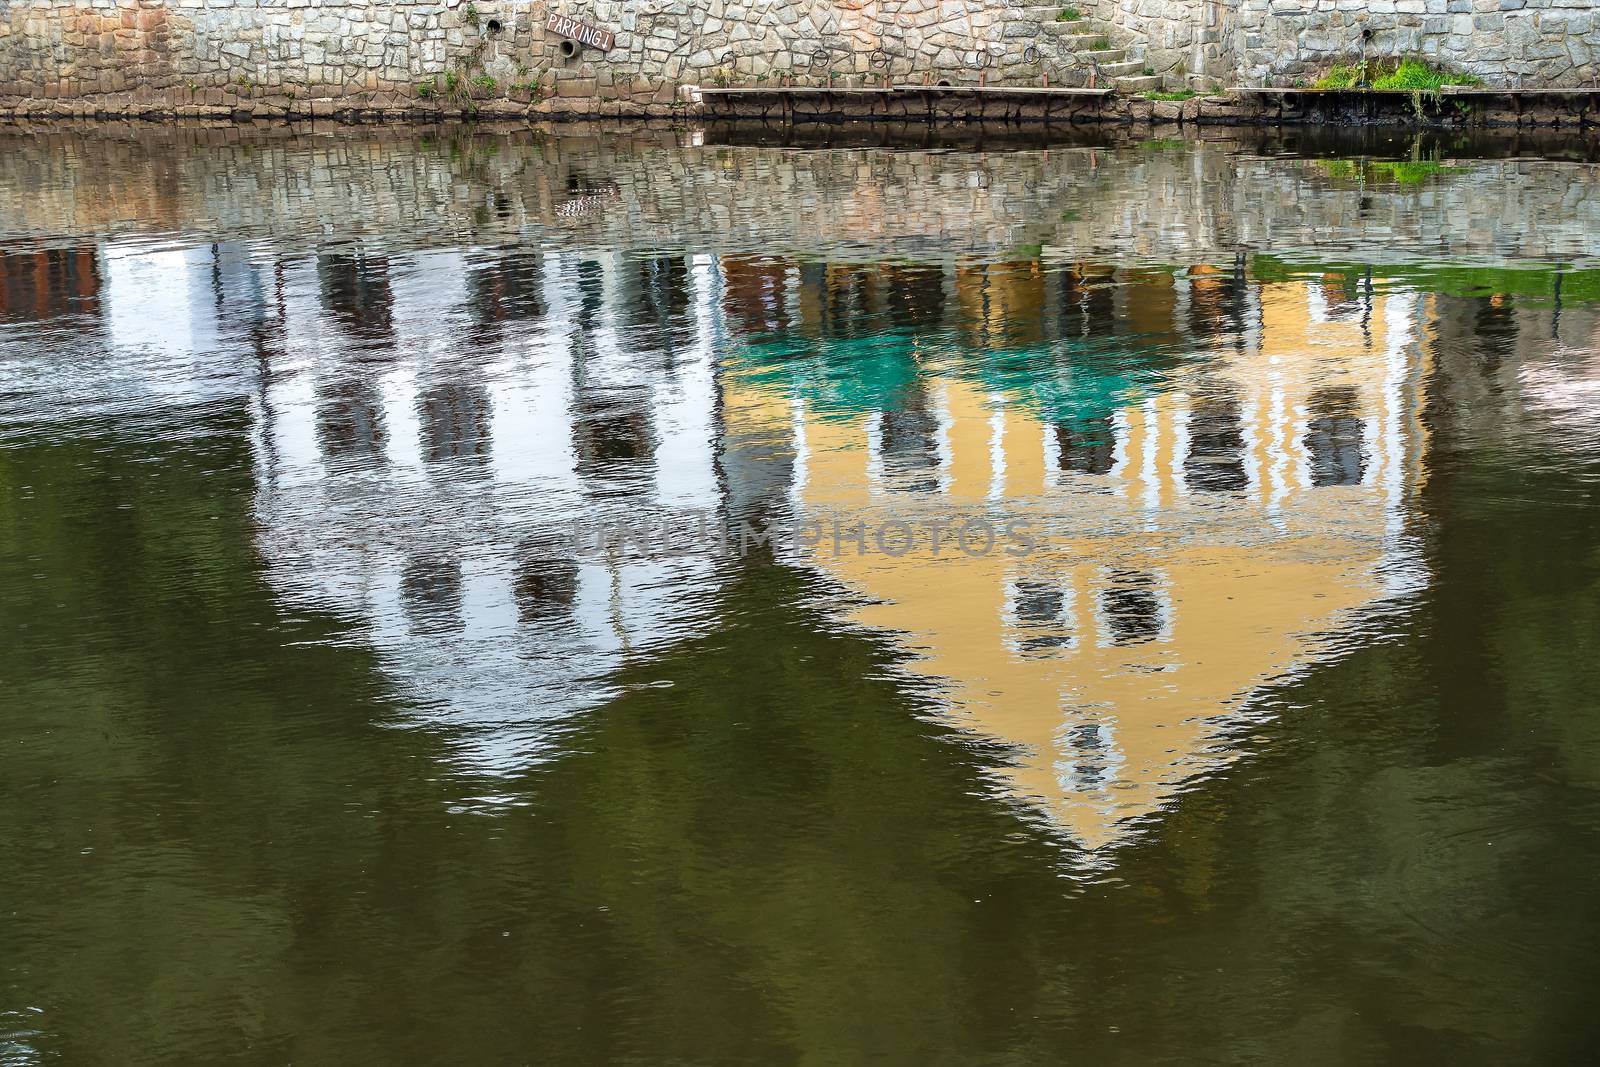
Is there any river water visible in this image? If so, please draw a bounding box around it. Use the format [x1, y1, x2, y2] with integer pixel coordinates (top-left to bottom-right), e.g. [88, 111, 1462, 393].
[1, 124, 1598, 1064]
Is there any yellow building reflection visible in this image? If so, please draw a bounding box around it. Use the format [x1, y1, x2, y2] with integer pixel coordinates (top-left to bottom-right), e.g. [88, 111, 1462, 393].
[724, 271, 1432, 850]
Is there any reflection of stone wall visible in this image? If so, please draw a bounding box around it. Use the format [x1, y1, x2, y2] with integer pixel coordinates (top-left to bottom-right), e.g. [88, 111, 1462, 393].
[4, 126, 1600, 270]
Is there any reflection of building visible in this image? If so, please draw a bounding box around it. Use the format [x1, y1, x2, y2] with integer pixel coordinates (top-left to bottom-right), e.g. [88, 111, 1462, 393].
[104, 242, 250, 357]
[957, 260, 1046, 348]
[0, 239, 275, 424]
[1429, 288, 1600, 439]
[249, 250, 726, 774]
[723, 266, 1433, 849]
[0, 232, 1468, 839]
[0, 244, 101, 321]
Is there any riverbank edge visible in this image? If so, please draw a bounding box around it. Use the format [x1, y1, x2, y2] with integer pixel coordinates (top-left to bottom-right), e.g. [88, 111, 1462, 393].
[7, 87, 1600, 130]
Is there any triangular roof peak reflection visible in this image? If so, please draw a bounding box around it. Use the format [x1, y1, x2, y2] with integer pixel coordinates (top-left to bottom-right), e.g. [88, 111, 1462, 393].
[724, 267, 1433, 850]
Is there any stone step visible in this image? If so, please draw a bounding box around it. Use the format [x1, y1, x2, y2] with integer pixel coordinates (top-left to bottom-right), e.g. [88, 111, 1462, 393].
[1096, 59, 1148, 78]
[1116, 74, 1164, 93]
[1071, 48, 1128, 64]
[1039, 24, 1106, 42]
[1049, 32, 1115, 44]
[1062, 39, 1116, 54]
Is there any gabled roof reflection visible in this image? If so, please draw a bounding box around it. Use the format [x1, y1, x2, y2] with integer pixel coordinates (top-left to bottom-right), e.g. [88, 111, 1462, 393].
[249, 249, 728, 774]
[722, 260, 1434, 850]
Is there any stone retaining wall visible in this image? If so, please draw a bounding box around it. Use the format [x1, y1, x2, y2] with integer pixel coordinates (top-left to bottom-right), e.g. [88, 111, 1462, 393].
[1238, 0, 1600, 88]
[2, 0, 1599, 119]
[0, 0, 1109, 120]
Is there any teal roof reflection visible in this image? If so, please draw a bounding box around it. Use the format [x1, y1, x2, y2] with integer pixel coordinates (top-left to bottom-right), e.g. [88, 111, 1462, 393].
[729, 328, 1184, 425]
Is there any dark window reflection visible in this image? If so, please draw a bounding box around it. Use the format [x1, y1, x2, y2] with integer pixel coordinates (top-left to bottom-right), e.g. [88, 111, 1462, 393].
[469, 251, 545, 339]
[1100, 570, 1163, 647]
[209, 243, 274, 343]
[958, 261, 1044, 348]
[1317, 273, 1363, 320]
[1015, 580, 1064, 624]
[574, 388, 656, 489]
[720, 421, 797, 531]
[1306, 386, 1365, 487]
[1057, 266, 1117, 336]
[317, 379, 387, 467]
[514, 552, 580, 624]
[882, 264, 946, 332]
[565, 170, 612, 197]
[803, 264, 873, 339]
[574, 258, 605, 331]
[318, 252, 394, 346]
[0, 245, 101, 321]
[722, 255, 791, 337]
[401, 554, 463, 635]
[797, 263, 831, 337]
[1185, 397, 1248, 493]
[1066, 721, 1111, 788]
[1186, 263, 1248, 339]
[1055, 417, 1116, 476]
[419, 382, 492, 467]
[1014, 578, 1073, 655]
[1475, 294, 1518, 369]
[621, 255, 695, 365]
[628, 256, 691, 328]
[1122, 269, 1181, 347]
[879, 384, 940, 492]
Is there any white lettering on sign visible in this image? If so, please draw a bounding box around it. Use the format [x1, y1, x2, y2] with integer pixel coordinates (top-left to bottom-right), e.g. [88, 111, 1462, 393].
[544, 12, 615, 53]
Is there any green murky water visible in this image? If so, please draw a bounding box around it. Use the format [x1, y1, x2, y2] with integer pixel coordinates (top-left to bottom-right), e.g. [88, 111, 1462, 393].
[1, 124, 1598, 1064]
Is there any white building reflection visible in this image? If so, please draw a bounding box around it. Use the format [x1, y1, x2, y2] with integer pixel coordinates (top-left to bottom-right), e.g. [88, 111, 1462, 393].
[248, 249, 727, 774]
